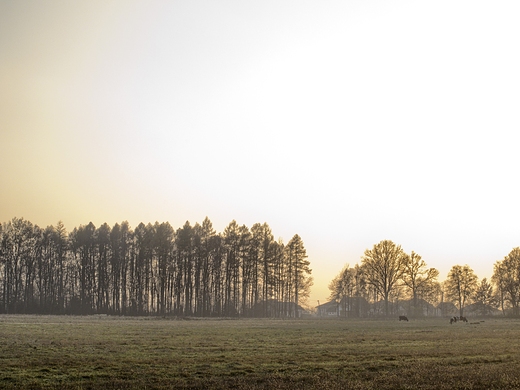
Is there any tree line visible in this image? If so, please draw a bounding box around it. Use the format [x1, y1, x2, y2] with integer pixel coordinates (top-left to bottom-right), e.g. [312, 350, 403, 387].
[0, 217, 312, 317]
[328, 240, 520, 318]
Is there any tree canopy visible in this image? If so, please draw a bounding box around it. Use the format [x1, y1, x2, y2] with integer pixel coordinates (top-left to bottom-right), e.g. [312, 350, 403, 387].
[444, 264, 478, 317]
[361, 240, 407, 316]
[0, 217, 311, 317]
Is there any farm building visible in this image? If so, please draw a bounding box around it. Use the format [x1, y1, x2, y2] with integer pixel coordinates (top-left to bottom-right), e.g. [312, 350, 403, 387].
[316, 297, 370, 317]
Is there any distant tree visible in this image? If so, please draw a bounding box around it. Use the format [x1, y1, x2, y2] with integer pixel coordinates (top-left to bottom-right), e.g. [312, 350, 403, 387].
[250, 223, 274, 316]
[96, 223, 111, 313]
[131, 222, 154, 315]
[192, 217, 217, 316]
[247, 224, 262, 314]
[492, 248, 520, 316]
[444, 265, 478, 317]
[54, 221, 68, 312]
[297, 274, 313, 310]
[153, 222, 174, 316]
[69, 222, 97, 314]
[37, 226, 54, 312]
[270, 238, 286, 317]
[0, 218, 35, 312]
[260, 224, 274, 313]
[361, 240, 406, 317]
[352, 264, 369, 317]
[107, 221, 132, 315]
[21, 221, 40, 313]
[328, 267, 345, 308]
[35, 222, 67, 314]
[222, 220, 243, 316]
[238, 225, 254, 316]
[420, 280, 442, 316]
[473, 278, 496, 316]
[400, 251, 439, 317]
[0, 217, 309, 318]
[286, 234, 312, 318]
[328, 265, 355, 317]
[118, 221, 132, 315]
[209, 234, 225, 316]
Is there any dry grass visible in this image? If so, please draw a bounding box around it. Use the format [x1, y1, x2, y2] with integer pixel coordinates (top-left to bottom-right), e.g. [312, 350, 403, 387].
[1, 315, 520, 389]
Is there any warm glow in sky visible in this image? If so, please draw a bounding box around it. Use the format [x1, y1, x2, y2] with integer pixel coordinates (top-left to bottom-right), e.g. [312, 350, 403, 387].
[1, 1, 519, 306]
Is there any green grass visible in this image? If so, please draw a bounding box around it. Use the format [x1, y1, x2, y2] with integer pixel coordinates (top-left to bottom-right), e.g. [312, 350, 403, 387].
[1, 315, 520, 389]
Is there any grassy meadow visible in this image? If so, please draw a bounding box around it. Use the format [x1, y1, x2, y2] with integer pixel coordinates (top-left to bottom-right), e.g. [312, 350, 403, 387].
[1, 315, 520, 389]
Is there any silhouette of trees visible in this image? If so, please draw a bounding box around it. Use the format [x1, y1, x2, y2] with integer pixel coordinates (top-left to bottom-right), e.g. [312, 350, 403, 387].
[286, 234, 312, 318]
[472, 278, 496, 316]
[361, 240, 406, 317]
[326, 243, 520, 318]
[327, 241, 513, 318]
[401, 251, 439, 317]
[492, 247, 520, 316]
[0, 217, 310, 317]
[328, 264, 357, 317]
[444, 264, 478, 317]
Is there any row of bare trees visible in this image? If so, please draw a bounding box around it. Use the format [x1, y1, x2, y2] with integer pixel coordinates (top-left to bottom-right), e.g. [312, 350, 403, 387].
[0, 217, 312, 317]
[329, 240, 520, 318]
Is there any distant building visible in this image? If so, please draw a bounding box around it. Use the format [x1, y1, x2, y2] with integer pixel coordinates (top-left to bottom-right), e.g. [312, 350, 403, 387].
[463, 302, 501, 317]
[316, 297, 370, 317]
[436, 302, 459, 317]
[397, 298, 437, 317]
[314, 297, 505, 318]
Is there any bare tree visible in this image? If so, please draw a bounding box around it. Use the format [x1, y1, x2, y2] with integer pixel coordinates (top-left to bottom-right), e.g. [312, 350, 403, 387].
[401, 251, 439, 317]
[222, 220, 242, 316]
[286, 234, 312, 318]
[1, 217, 312, 318]
[473, 278, 496, 316]
[492, 248, 520, 316]
[328, 265, 356, 317]
[444, 265, 478, 318]
[420, 280, 442, 316]
[361, 240, 406, 317]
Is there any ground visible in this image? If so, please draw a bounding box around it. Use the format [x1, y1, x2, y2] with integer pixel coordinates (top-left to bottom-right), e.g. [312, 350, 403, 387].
[1, 315, 519, 389]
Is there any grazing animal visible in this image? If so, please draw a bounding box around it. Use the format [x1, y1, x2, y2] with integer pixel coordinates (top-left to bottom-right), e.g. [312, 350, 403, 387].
[460, 316, 468, 323]
[399, 315, 409, 322]
[450, 316, 458, 324]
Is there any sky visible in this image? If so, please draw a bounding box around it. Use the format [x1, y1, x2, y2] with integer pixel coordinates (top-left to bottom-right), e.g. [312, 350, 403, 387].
[1, 0, 519, 307]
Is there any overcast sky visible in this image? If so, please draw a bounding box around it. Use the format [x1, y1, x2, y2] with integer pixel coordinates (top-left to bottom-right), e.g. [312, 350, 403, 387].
[1, 0, 519, 305]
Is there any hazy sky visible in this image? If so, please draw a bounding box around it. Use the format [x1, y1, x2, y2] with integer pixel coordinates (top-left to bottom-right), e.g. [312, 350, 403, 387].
[1, 1, 519, 305]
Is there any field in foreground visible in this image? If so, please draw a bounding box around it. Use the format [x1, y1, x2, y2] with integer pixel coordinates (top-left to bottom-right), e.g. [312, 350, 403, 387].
[1, 315, 520, 389]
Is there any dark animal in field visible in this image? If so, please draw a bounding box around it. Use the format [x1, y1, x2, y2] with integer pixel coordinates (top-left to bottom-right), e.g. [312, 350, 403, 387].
[450, 316, 468, 324]
[399, 316, 409, 321]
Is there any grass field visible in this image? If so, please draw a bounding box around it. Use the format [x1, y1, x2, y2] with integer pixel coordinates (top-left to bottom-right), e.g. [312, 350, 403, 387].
[1, 315, 520, 389]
